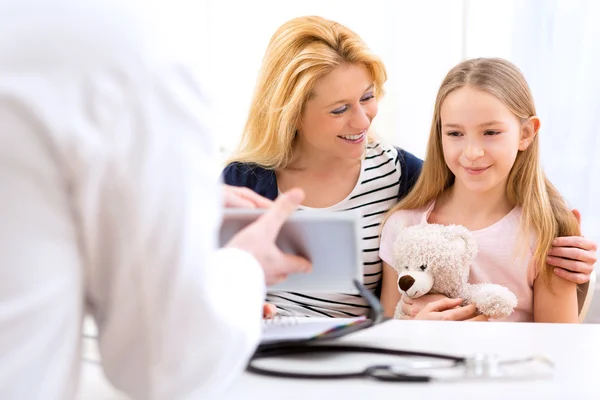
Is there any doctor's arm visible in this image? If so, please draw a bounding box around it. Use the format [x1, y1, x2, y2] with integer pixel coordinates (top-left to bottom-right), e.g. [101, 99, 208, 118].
[84, 70, 285, 399]
[87, 67, 311, 399]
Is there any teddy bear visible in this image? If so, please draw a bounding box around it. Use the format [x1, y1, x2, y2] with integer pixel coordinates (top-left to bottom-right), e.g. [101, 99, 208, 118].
[390, 222, 518, 320]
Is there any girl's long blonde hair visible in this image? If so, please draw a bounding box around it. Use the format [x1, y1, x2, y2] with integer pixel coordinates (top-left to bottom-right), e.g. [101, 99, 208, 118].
[386, 57, 580, 283]
[226, 16, 387, 169]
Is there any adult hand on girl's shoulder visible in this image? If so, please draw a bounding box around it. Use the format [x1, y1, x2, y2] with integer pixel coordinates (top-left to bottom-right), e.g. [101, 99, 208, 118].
[547, 209, 597, 285]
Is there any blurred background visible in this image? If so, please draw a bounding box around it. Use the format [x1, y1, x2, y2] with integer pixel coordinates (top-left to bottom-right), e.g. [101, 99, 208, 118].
[149, 0, 600, 319]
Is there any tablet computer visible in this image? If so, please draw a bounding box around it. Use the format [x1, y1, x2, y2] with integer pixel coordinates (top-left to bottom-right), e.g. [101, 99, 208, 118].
[219, 209, 363, 293]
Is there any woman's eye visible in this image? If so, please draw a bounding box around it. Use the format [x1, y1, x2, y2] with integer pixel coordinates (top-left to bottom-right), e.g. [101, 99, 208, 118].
[447, 131, 462, 137]
[484, 130, 501, 136]
[330, 106, 348, 115]
[360, 92, 375, 102]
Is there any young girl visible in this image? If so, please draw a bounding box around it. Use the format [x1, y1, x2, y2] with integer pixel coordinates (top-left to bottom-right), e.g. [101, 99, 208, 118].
[380, 58, 581, 323]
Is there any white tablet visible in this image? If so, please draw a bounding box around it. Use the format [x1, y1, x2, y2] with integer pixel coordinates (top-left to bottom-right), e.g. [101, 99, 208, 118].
[219, 209, 363, 293]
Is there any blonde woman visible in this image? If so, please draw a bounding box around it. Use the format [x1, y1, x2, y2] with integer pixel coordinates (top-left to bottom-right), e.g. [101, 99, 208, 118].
[223, 17, 596, 319]
[380, 58, 595, 322]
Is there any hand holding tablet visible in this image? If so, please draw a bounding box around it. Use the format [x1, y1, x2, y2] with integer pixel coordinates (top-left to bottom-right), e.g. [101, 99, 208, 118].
[220, 202, 362, 293]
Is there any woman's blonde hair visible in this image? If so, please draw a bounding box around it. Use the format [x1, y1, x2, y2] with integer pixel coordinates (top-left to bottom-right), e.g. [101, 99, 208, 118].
[386, 57, 580, 283]
[227, 16, 387, 169]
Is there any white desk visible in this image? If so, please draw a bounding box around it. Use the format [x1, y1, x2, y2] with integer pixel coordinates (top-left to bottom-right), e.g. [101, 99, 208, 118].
[221, 320, 599, 400]
[79, 320, 600, 399]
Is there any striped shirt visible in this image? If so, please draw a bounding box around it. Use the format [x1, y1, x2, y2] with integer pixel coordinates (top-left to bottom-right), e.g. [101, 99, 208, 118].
[221, 141, 423, 317]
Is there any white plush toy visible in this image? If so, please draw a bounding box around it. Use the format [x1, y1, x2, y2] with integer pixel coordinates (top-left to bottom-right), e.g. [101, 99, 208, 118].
[391, 223, 518, 320]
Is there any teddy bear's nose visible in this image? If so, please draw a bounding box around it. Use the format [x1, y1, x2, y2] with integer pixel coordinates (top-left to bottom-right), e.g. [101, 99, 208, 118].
[398, 275, 415, 292]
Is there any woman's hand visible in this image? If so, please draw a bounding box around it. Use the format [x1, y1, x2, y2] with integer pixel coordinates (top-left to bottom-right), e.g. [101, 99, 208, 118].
[223, 185, 273, 209]
[548, 209, 597, 285]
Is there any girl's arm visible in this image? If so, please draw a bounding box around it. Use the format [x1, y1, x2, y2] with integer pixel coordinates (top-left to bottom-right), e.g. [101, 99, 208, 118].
[381, 261, 403, 318]
[533, 270, 579, 323]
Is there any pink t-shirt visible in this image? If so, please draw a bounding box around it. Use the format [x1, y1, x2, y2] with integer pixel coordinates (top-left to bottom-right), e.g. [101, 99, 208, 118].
[380, 202, 537, 322]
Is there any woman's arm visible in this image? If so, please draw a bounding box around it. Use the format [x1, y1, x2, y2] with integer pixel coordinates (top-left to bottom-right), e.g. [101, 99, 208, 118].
[533, 272, 579, 323]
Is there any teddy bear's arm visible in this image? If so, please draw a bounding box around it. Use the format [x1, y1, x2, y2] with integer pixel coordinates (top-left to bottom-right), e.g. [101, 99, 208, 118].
[462, 283, 518, 319]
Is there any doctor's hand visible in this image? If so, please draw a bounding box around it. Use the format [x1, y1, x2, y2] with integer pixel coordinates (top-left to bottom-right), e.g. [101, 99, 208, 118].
[225, 188, 312, 285]
[223, 184, 273, 209]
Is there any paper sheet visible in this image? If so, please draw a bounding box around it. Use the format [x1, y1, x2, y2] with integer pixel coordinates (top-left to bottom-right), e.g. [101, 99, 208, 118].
[261, 317, 366, 343]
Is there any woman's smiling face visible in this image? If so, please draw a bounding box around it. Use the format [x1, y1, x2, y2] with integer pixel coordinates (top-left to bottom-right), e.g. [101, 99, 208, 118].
[296, 63, 378, 161]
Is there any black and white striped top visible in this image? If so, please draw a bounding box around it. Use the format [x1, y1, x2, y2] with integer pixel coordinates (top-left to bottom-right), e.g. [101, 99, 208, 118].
[268, 142, 403, 317]
[222, 141, 423, 318]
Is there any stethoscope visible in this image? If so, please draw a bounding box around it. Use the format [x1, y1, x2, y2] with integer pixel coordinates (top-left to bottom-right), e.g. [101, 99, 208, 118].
[249, 280, 554, 383]
[248, 343, 554, 382]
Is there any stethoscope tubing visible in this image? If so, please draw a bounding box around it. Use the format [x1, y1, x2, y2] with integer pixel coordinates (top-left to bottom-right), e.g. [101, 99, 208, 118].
[248, 343, 465, 382]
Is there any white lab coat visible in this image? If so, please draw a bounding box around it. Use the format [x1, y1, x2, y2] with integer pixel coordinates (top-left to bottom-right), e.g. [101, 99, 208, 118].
[0, 1, 265, 399]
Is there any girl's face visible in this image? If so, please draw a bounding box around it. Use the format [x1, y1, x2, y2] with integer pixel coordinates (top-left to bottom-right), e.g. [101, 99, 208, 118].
[440, 86, 536, 196]
[296, 63, 377, 161]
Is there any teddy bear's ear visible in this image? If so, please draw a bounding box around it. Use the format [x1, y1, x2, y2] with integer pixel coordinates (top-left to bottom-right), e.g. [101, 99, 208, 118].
[444, 225, 478, 261]
[390, 222, 417, 272]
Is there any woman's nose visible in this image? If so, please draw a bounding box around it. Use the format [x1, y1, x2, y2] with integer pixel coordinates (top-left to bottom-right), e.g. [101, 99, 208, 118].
[349, 106, 371, 131]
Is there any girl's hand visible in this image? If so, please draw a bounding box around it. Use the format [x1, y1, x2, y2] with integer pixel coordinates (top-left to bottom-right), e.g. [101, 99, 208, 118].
[400, 293, 450, 317]
[548, 209, 597, 285]
[413, 298, 482, 321]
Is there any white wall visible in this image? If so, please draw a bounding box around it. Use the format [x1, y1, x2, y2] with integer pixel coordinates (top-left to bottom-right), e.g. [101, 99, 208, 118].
[196, 0, 467, 159]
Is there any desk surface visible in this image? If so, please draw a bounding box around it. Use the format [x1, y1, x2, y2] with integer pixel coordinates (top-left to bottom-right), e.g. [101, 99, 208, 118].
[220, 320, 599, 400]
[79, 320, 600, 399]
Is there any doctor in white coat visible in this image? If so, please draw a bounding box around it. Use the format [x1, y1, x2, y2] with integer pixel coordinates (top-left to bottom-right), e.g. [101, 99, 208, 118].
[0, 0, 310, 399]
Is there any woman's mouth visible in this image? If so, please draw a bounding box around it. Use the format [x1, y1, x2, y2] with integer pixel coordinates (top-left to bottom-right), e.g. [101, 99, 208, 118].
[338, 131, 366, 144]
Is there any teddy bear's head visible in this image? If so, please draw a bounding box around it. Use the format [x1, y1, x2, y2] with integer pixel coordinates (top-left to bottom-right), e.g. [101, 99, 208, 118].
[391, 223, 478, 299]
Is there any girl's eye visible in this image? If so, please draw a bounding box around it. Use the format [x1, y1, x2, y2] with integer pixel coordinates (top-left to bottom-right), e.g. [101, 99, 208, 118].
[484, 130, 501, 136]
[330, 106, 348, 115]
[360, 92, 375, 102]
[447, 131, 462, 137]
